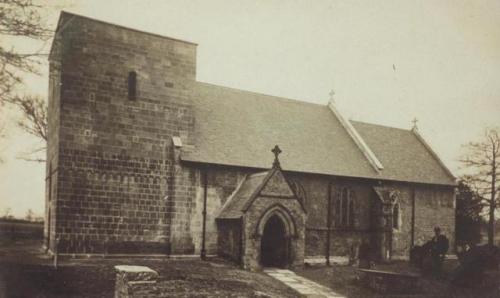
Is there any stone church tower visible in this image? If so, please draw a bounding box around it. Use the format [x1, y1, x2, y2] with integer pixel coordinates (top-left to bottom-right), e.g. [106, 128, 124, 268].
[46, 11, 199, 254]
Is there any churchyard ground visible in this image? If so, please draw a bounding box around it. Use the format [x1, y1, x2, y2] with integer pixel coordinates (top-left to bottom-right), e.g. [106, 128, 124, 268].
[2, 239, 499, 297]
[0, 239, 297, 297]
[295, 259, 499, 298]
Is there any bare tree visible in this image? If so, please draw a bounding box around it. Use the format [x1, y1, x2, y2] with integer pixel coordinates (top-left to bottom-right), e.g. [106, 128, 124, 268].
[0, 1, 54, 162]
[13, 95, 47, 141]
[460, 128, 500, 246]
[2, 207, 12, 219]
[8, 95, 47, 162]
[456, 180, 484, 245]
[0, 122, 5, 163]
[0, 0, 53, 104]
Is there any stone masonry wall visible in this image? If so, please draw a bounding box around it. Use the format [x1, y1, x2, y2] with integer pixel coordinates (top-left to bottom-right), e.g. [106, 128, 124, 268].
[216, 219, 242, 263]
[414, 185, 455, 249]
[190, 167, 250, 255]
[52, 13, 197, 254]
[390, 185, 413, 257]
[45, 33, 64, 252]
[183, 163, 455, 260]
[286, 173, 373, 257]
[243, 196, 306, 270]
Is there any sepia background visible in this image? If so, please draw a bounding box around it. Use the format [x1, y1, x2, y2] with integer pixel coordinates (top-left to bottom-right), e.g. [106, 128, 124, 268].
[1, 0, 499, 218]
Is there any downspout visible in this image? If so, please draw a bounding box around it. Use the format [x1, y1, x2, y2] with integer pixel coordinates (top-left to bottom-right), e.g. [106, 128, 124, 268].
[201, 169, 208, 260]
[239, 217, 244, 266]
[411, 187, 416, 247]
[326, 182, 332, 266]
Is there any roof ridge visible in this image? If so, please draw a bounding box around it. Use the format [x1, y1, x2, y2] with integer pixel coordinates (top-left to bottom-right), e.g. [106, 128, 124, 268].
[350, 120, 412, 132]
[328, 103, 384, 172]
[353, 119, 455, 182]
[248, 171, 269, 178]
[195, 81, 327, 108]
[58, 11, 198, 46]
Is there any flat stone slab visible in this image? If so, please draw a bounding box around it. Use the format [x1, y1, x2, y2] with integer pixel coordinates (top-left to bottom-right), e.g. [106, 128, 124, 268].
[305, 257, 349, 266]
[114, 265, 159, 282]
[358, 268, 420, 294]
[358, 269, 419, 277]
[264, 269, 345, 298]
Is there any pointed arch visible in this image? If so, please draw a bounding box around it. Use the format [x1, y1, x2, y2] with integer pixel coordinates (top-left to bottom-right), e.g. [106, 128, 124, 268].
[255, 203, 297, 238]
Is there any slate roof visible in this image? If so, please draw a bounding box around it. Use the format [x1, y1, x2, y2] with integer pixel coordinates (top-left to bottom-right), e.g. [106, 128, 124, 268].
[182, 82, 456, 186]
[217, 172, 269, 219]
[351, 121, 456, 185]
[218, 165, 304, 219]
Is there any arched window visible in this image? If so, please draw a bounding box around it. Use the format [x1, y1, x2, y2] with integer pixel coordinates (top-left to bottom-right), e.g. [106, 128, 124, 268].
[334, 195, 341, 227]
[128, 71, 137, 100]
[393, 203, 400, 229]
[348, 198, 355, 227]
[333, 186, 356, 228]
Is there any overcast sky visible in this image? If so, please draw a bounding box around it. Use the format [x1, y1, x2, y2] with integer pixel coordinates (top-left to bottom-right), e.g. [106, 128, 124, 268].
[1, 0, 499, 217]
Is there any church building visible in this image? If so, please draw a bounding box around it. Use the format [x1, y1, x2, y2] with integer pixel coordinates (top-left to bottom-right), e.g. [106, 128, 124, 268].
[45, 12, 456, 270]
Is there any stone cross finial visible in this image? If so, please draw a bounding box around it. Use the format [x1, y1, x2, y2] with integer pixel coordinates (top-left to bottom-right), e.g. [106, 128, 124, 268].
[272, 145, 282, 167]
[411, 117, 418, 130]
[329, 89, 336, 103]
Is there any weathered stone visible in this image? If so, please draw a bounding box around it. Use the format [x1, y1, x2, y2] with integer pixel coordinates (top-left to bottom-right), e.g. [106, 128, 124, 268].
[114, 265, 159, 298]
[358, 269, 420, 294]
[115, 265, 159, 282]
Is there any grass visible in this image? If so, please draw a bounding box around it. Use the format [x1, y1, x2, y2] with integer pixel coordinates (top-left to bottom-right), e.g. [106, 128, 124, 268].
[294, 260, 500, 298]
[0, 240, 297, 298]
[4, 239, 498, 297]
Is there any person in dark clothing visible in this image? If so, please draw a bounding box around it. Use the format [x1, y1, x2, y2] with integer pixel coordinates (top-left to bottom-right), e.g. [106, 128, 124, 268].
[430, 226, 449, 277]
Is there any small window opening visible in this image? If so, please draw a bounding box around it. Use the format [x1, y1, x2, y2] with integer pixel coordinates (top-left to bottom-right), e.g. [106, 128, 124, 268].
[128, 71, 137, 100]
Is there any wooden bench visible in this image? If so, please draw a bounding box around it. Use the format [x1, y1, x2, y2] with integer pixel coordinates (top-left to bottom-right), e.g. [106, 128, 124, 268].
[358, 269, 420, 294]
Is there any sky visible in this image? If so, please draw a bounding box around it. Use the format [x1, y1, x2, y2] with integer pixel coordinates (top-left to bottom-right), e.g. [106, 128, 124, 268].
[1, 0, 499, 218]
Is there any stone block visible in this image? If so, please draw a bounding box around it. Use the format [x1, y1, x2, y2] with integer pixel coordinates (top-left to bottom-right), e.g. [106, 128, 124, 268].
[115, 265, 159, 298]
[115, 265, 159, 282]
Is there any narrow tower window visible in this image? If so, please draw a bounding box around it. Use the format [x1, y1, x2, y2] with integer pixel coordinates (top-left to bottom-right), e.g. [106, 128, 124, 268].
[128, 71, 137, 100]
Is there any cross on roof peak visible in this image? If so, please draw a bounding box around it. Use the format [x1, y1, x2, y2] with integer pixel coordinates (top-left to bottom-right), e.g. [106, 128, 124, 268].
[329, 89, 335, 103]
[271, 145, 282, 167]
[412, 118, 419, 130]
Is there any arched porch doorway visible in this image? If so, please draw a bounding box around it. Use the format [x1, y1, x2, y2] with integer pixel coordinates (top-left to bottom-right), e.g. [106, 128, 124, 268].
[260, 214, 288, 267]
[216, 153, 307, 270]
